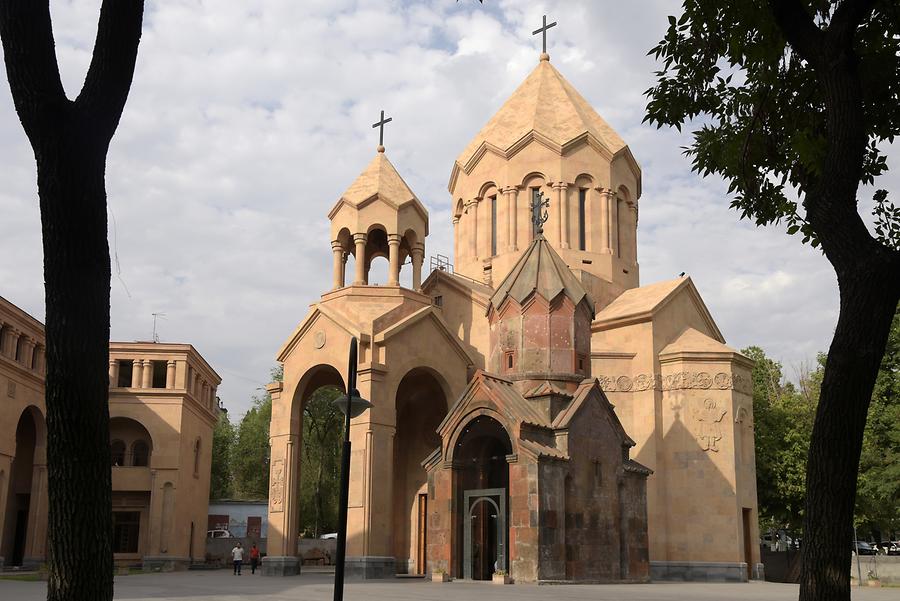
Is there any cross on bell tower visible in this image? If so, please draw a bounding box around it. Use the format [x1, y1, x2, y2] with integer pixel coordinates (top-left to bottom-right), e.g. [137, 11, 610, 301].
[372, 109, 392, 150]
[532, 14, 557, 56]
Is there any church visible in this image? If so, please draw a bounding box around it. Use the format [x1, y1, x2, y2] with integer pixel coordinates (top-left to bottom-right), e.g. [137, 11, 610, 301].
[265, 34, 761, 583]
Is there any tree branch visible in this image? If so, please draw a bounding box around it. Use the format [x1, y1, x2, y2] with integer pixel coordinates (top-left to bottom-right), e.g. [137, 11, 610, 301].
[769, 0, 825, 63]
[829, 0, 878, 42]
[0, 0, 67, 142]
[75, 0, 144, 143]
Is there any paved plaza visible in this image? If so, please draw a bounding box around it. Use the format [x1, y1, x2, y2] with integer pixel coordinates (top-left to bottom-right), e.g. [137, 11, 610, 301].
[1, 571, 897, 601]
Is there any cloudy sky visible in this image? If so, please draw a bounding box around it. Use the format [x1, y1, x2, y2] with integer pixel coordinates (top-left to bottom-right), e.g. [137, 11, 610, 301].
[1, 0, 889, 418]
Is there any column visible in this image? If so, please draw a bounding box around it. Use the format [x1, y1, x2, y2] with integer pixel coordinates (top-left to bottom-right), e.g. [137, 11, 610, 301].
[0, 454, 11, 561]
[109, 359, 119, 388]
[508, 187, 519, 251]
[561, 184, 571, 248]
[468, 200, 479, 259]
[0, 326, 14, 358]
[331, 241, 345, 290]
[21, 338, 35, 368]
[452, 217, 460, 260]
[353, 233, 367, 286]
[553, 183, 568, 247]
[630, 203, 639, 263]
[387, 234, 401, 287]
[141, 359, 153, 388]
[609, 190, 619, 256]
[35, 346, 45, 374]
[132, 359, 143, 388]
[264, 381, 302, 575]
[599, 188, 613, 254]
[341, 253, 348, 287]
[411, 245, 425, 291]
[24, 464, 48, 566]
[166, 360, 176, 389]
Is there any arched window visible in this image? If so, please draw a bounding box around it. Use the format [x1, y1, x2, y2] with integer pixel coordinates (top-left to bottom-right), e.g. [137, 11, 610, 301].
[131, 440, 150, 467]
[110, 440, 126, 466]
[578, 188, 587, 251]
[490, 195, 497, 256]
[193, 438, 201, 476]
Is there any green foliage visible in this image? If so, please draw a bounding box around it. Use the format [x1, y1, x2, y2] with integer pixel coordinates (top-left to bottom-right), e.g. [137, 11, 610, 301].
[855, 305, 900, 535]
[210, 411, 235, 500]
[644, 0, 900, 250]
[748, 308, 900, 537]
[231, 365, 282, 499]
[743, 346, 816, 531]
[298, 386, 344, 537]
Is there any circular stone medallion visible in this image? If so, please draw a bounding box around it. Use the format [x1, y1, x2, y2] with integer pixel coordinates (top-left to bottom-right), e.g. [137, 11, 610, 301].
[314, 331, 326, 349]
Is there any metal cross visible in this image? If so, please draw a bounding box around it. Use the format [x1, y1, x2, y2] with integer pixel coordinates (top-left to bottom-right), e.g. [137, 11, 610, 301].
[531, 190, 550, 235]
[532, 14, 557, 54]
[372, 110, 392, 147]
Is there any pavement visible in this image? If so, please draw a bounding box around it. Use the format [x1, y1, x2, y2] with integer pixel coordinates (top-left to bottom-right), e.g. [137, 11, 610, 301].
[0, 570, 897, 600]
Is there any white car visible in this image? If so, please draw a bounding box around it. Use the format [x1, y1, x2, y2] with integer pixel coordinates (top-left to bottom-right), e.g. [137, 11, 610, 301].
[319, 532, 338, 540]
[207, 529, 233, 539]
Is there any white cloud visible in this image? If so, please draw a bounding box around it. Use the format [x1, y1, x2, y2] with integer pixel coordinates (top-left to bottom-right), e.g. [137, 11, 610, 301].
[1, 0, 876, 418]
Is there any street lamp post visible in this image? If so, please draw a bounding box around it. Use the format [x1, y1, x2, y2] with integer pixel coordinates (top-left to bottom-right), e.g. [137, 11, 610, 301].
[332, 337, 371, 601]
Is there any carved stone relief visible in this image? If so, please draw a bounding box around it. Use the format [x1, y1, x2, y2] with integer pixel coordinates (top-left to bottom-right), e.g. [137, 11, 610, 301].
[7, 381, 15, 398]
[694, 398, 727, 452]
[596, 371, 751, 394]
[270, 458, 285, 512]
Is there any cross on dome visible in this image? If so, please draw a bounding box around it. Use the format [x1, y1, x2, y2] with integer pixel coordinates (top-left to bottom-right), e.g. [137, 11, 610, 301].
[532, 14, 557, 57]
[372, 109, 392, 151]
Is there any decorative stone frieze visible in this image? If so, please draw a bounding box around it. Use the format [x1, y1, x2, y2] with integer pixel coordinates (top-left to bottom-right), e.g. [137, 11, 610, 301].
[596, 371, 751, 394]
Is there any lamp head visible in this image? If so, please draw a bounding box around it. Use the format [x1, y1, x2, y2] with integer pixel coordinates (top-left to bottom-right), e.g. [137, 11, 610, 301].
[333, 388, 372, 418]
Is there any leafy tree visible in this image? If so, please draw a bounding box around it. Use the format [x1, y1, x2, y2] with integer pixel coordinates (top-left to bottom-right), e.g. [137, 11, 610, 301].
[0, 2, 143, 599]
[232, 366, 281, 499]
[855, 305, 900, 537]
[646, 2, 900, 598]
[298, 386, 343, 537]
[210, 411, 235, 500]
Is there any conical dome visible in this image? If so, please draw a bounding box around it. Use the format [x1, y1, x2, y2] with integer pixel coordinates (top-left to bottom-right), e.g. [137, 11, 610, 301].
[456, 58, 627, 170]
[489, 234, 593, 317]
[339, 149, 419, 208]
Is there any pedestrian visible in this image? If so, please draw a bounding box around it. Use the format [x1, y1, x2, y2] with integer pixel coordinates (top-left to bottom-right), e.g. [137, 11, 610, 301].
[249, 543, 260, 574]
[231, 542, 244, 575]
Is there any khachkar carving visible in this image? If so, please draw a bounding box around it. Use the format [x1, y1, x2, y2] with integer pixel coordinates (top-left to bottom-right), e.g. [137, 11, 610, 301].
[694, 398, 727, 452]
[270, 459, 285, 512]
[596, 371, 751, 394]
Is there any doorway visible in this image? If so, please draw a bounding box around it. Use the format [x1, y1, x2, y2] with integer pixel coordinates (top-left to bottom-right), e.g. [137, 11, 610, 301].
[742, 508, 753, 580]
[464, 489, 506, 580]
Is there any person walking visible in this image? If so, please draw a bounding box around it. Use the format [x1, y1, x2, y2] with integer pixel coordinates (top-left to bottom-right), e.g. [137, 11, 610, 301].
[231, 542, 244, 575]
[249, 543, 260, 575]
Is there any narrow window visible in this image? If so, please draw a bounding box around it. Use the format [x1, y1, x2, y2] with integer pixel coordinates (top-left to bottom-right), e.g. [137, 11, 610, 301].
[151, 360, 167, 388]
[490, 194, 497, 256]
[117, 360, 133, 388]
[14, 336, 24, 363]
[531, 188, 542, 239]
[110, 440, 126, 466]
[131, 440, 150, 467]
[594, 461, 603, 487]
[433, 295, 443, 307]
[578, 188, 587, 251]
[505, 351, 515, 372]
[193, 438, 201, 476]
[112, 511, 141, 554]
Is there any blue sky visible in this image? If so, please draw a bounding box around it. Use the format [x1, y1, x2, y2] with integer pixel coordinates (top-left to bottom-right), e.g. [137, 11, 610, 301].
[2, 0, 887, 417]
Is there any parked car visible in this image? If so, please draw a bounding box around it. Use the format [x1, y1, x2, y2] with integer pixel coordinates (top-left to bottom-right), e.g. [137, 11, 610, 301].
[207, 529, 233, 539]
[873, 541, 900, 555]
[319, 532, 338, 540]
[851, 541, 876, 555]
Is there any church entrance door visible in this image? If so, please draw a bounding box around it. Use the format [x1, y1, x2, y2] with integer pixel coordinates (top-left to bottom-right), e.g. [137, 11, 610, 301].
[463, 488, 506, 580]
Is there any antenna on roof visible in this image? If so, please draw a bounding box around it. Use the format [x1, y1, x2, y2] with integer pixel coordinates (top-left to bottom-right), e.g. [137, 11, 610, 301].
[151, 312, 167, 343]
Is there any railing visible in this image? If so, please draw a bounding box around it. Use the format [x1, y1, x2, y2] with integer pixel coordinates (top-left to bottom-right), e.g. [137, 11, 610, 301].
[428, 254, 485, 287]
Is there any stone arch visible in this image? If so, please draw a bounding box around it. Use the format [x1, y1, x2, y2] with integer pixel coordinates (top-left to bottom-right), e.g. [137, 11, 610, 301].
[393, 367, 450, 574]
[454, 198, 464, 219]
[446, 408, 515, 464]
[109, 417, 154, 467]
[290, 363, 346, 428]
[110, 439, 127, 466]
[520, 171, 547, 189]
[1, 406, 46, 566]
[477, 181, 499, 200]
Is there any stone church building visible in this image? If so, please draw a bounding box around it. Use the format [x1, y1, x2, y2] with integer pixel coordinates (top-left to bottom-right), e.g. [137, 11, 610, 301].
[266, 49, 761, 583]
[0, 295, 221, 570]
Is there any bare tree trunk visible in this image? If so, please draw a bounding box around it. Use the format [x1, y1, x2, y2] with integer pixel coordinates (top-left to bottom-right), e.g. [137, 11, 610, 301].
[0, 2, 143, 599]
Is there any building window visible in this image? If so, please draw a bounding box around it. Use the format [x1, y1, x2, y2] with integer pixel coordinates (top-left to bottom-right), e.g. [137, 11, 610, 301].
[594, 461, 602, 488]
[117, 360, 133, 388]
[110, 440, 126, 466]
[193, 438, 201, 477]
[151, 360, 167, 389]
[578, 188, 587, 251]
[113, 511, 141, 554]
[505, 351, 515, 372]
[14, 336, 24, 363]
[531, 188, 542, 239]
[490, 195, 497, 256]
[131, 440, 150, 467]
[433, 295, 443, 307]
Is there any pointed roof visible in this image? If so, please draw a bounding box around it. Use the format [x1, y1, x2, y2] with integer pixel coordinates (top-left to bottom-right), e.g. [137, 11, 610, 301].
[339, 148, 419, 208]
[659, 327, 737, 356]
[488, 235, 592, 316]
[456, 57, 627, 169]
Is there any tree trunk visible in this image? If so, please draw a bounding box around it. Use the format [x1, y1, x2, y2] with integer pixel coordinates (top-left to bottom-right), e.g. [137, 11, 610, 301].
[799, 261, 899, 601]
[40, 133, 114, 601]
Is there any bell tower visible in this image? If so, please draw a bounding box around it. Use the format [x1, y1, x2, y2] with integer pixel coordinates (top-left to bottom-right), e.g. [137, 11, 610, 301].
[448, 20, 642, 310]
[328, 124, 429, 291]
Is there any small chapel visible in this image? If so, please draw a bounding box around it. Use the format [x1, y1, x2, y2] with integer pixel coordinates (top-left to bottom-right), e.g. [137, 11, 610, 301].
[266, 23, 761, 583]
